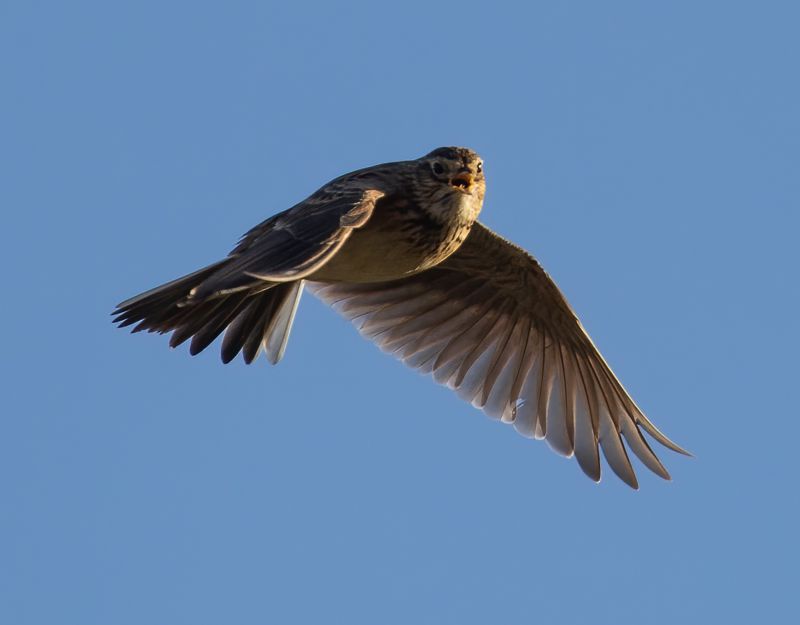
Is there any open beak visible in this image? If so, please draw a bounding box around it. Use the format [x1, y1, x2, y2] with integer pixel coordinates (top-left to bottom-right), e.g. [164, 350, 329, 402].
[450, 171, 473, 191]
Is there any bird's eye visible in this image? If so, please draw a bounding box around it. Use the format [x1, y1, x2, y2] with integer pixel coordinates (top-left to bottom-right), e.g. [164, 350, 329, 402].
[476, 162, 483, 174]
[432, 162, 445, 175]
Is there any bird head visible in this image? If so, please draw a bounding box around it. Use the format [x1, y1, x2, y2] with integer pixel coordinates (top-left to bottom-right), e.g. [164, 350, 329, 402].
[417, 146, 486, 222]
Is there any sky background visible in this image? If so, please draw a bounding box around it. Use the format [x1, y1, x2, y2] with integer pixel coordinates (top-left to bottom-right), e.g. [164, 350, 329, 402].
[2, 1, 799, 623]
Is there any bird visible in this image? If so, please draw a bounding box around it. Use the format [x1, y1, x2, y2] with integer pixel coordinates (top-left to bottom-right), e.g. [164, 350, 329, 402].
[113, 146, 689, 488]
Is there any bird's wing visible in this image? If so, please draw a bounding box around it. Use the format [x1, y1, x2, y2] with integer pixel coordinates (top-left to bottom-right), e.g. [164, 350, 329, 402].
[307, 221, 688, 488]
[189, 186, 384, 300]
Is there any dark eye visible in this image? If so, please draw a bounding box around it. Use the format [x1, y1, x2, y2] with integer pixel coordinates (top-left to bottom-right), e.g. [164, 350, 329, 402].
[432, 162, 445, 175]
[476, 162, 483, 173]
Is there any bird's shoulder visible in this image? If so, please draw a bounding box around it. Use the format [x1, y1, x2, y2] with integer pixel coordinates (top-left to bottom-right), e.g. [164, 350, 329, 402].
[229, 161, 414, 256]
[444, 222, 577, 317]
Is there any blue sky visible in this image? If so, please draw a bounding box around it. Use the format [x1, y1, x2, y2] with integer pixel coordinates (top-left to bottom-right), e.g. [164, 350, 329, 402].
[2, 1, 798, 623]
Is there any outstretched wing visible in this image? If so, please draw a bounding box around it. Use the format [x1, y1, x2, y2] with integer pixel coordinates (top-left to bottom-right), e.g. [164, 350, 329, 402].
[113, 185, 384, 364]
[308, 222, 688, 488]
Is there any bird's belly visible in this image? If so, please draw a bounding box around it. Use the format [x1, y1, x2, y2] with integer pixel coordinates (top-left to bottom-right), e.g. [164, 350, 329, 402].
[310, 220, 465, 283]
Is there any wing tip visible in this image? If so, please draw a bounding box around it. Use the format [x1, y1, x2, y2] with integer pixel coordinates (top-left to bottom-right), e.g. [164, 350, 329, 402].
[639, 420, 693, 457]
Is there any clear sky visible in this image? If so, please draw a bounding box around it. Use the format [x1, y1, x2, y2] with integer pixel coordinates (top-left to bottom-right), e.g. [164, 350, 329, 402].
[2, 2, 798, 623]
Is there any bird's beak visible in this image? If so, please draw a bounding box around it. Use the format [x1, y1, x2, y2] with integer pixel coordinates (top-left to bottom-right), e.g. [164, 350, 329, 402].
[450, 171, 474, 191]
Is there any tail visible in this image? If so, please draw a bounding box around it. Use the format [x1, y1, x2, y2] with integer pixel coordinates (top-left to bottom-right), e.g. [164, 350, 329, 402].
[113, 260, 304, 364]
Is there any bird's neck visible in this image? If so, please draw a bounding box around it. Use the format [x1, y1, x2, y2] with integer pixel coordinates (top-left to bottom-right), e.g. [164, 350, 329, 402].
[422, 188, 483, 228]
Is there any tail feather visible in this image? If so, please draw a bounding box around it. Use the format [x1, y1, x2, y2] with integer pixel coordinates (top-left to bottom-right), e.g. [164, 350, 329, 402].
[263, 281, 304, 364]
[169, 298, 232, 348]
[222, 294, 274, 364]
[188, 294, 250, 356]
[243, 314, 271, 363]
[113, 262, 304, 364]
[114, 261, 227, 329]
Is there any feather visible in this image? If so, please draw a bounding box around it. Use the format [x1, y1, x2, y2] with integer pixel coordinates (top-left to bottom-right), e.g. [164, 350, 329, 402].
[264, 281, 304, 364]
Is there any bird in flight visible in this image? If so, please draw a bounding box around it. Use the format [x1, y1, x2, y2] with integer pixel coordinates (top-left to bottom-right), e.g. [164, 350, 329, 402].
[113, 146, 688, 488]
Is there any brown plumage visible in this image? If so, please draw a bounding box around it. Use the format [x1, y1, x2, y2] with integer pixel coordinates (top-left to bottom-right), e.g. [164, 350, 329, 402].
[114, 146, 689, 488]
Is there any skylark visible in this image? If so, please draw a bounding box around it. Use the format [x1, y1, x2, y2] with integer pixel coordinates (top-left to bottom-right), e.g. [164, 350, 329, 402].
[114, 146, 688, 488]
